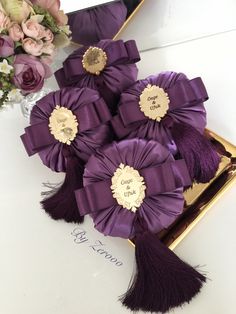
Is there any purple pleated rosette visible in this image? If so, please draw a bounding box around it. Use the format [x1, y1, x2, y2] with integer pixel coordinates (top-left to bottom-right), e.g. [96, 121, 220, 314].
[55, 39, 140, 114]
[111, 71, 220, 183]
[76, 139, 191, 239]
[21, 87, 112, 172]
[75, 139, 206, 313]
[68, 1, 127, 45]
[21, 87, 112, 223]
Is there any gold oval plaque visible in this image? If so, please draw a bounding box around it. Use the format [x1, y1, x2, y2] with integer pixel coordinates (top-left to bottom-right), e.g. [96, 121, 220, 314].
[139, 84, 170, 121]
[82, 47, 107, 75]
[49, 106, 78, 145]
[111, 163, 146, 213]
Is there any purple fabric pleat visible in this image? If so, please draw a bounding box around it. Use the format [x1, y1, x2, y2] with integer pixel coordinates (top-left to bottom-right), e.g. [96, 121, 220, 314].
[21, 87, 113, 172]
[111, 71, 208, 154]
[68, 1, 127, 45]
[55, 39, 140, 114]
[75, 139, 192, 239]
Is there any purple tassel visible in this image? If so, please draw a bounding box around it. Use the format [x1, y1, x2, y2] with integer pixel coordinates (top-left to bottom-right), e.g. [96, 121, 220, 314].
[206, 132, 232, 158]
[171, 122, 220, 183]
[121, 232, 206, 313]
[41, 147, 84, 223]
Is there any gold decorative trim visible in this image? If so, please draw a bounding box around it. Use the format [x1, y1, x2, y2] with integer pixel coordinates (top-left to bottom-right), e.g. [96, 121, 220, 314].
[139, 84, 170, 121]
[82, 47, 107, 75]
[49, 106, 78, 145]
[111, 163, 146, 212]
[129, 131, 236, 250]
[113, 0, 146, 40]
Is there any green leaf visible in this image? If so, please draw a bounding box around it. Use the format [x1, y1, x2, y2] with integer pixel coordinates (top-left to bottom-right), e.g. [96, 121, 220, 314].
[33, 4, 60, 34]
[14, 41, 22, 49]
[0, 29, 8, 35]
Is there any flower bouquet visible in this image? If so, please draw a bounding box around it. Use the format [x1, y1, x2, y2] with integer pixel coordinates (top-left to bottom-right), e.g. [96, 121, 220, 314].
[0, 0, 70, 108]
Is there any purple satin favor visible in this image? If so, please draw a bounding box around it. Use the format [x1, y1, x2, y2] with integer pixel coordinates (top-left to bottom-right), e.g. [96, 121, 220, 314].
[75, 139, 207, 313]
[55, 39, 140, 114]
[111, 71, 207, 154]
[68, 1, 127, 45]
[111, 71, 220, 183]
[21, 87, 112, 172]
[75, 139, 191, 239]
[21, 87, 113, 224]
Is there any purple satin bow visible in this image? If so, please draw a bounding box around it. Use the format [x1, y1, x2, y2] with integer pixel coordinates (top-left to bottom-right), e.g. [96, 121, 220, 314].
[75, 139, 191, 239]
[111, 72, 208, 138]
[21, 87, 113, 172]
[76, 159, 191, 216]
[54, 39, 140, 114]
[56, 40, 140, 84]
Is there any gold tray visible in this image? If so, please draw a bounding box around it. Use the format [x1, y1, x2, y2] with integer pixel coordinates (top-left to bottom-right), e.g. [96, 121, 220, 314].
[163, 130, 236, 249]
[129, 130, 236, 248]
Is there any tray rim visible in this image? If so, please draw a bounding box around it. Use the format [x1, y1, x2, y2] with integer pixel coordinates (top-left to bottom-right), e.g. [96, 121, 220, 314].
[168, 130, 236, 250]
[128, 130, 236, 249]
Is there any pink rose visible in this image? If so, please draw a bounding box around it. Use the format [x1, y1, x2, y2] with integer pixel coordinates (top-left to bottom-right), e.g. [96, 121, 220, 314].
[0, 10, 10, 29]
[30, 0, 68, 26]
[13, 54, 52, 94]
[22, 38, 43, 56]
[43, 28, 54, 42]
[22, 19, 45, 40]
[0, 35, 14, 57]
[41, 42, 55, 55]
[8, 23, 24, 41]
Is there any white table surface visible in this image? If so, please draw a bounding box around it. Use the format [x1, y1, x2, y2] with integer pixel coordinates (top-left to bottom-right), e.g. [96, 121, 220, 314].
[1, 1, 236, 314]
[119, 0, 236, 52]
[61, 0, 116, 13]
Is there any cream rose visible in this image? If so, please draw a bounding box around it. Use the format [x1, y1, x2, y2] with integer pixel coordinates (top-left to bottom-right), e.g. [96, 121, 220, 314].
[22, 19, 45, 40]
[0, 10, 10, 30]
[41, 42, 55, 56]
[22, 38, 43, 56]
[43, 28, 54, 42]
[8, 23, 24, 41]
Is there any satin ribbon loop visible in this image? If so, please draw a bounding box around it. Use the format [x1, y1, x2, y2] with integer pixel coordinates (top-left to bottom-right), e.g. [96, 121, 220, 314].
[54, 67, 85, 88]
[75, 97, 112, 132]
[111, 77, 208, 137]
[21, 121, 56, 156]
[21, 97, 111, 156]
[110, 115, 136, 139]
[63, 59, 86, 81]
[75, 179, 116, 216]
[140, 159, 191, 196]
[168, 77, 208, 109]
[171, 159, 192, 187]
[111, 99, 148, 138]
[119, 100, 147, 126]
[106, 40, 140, 66]
[56, 40, 140, 84]
[124, 40, 140, 63]
[75, 159, 191, 216]
[62, 47, 87, 80]
[55, 47, 88, 85]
